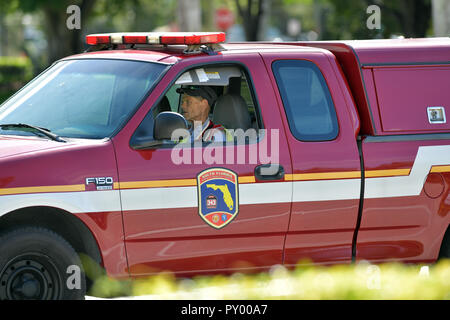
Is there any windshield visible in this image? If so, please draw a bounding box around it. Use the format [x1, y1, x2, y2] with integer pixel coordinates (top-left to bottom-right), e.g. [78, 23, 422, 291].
[0, 59, 167, 139]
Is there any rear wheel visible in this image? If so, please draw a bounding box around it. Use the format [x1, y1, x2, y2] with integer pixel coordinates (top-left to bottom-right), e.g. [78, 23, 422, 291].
[0, 227, 86, 300]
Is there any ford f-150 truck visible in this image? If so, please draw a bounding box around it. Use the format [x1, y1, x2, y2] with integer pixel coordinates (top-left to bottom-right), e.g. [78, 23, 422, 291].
[0, 32, 449, 300]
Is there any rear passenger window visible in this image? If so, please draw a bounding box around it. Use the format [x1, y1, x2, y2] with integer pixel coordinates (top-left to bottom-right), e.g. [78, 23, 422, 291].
[272, 60, 339, 141]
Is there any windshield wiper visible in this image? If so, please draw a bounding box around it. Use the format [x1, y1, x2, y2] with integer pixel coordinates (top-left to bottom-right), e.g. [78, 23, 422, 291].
[0, 123, 66, 142]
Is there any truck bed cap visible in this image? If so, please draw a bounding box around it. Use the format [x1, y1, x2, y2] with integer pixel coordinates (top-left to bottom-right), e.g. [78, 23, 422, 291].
[303, 37, 450, 65]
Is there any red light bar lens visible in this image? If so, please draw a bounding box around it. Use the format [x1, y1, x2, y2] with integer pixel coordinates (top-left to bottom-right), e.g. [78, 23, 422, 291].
[86, 35, 110, 45]
[123, 35, 148, 44]
[197, 33, 226, 44]
[86, 32, 225, 46]
[159, 35, 185, 45]
[160, 33, 226, 45]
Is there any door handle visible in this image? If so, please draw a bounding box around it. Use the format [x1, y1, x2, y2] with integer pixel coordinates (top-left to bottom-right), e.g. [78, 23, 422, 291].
[254, 164, 285, 181]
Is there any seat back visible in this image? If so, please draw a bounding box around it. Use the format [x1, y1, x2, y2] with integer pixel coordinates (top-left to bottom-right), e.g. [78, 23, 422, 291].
[212, 94, 251, 130]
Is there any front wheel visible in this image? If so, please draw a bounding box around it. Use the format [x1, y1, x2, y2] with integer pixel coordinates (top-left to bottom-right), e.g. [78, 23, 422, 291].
[0, 227, 86, 300]
[439, 229, 450, 259]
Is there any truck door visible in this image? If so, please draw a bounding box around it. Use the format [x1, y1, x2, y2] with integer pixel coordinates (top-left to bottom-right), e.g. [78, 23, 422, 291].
[112, 54, 293, 277]
[262, 52, 362, 265]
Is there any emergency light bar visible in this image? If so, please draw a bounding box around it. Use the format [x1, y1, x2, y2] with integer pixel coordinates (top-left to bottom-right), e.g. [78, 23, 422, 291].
[86, 32, 226, 46]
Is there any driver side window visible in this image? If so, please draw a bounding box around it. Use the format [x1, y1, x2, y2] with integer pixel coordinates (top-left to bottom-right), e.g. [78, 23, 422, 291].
[131, 64, 262, 148]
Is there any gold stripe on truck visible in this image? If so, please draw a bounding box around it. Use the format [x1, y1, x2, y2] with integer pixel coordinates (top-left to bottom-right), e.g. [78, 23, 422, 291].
[117, 175, 256, 190]
[0, 184, 86, 196]
[285, 168, 411, 181]
[430, 165, 450, 173]
[3, 166, 449, 196]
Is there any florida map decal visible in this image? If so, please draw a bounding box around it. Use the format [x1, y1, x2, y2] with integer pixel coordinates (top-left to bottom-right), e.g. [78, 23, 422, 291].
[197, 168, 239, 229]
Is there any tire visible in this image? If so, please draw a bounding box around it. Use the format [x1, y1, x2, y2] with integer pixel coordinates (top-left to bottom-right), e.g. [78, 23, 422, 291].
[0, 227, 86, 300]
[439, 229, 450, 259]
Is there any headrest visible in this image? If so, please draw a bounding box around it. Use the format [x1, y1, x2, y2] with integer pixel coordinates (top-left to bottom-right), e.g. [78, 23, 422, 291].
[213, 94, 251, 130]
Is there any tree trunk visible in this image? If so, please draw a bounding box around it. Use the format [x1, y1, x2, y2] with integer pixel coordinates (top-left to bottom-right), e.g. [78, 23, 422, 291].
[411, 0, 431, 37]
[0, 13, 7, 56]
[432, 0, 450, 36]
[44, 8, 72, 63]
[389, 0, 431, 37]
[235, 0, 267, 41]
[177, 0, 202, 32]
[71, 0, 96, 54]
[43, 0, 96, 64]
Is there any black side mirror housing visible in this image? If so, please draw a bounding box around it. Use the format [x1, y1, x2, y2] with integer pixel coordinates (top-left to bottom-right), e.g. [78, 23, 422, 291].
[131, 112, 189, 149]
[154, 112, 188, 140]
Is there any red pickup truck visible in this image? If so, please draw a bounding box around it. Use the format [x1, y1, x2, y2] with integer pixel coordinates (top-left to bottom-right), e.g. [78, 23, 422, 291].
[0, 32, 449, 300]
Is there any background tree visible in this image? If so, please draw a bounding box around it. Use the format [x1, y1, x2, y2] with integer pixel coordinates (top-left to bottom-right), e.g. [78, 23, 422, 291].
[322, 0, 432, 39]
[234, 0, 268, 40]
[14, 0, 97, 63]
[0, 0, 20, 56]
[5, 0, 176, 66]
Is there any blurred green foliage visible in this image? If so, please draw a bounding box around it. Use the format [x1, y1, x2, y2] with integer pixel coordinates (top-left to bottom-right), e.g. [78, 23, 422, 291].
[0, 0, 436, 102]
[0, 56, 32, 104]
[323, 0, 432, 39]
[88, 259, 450, 300]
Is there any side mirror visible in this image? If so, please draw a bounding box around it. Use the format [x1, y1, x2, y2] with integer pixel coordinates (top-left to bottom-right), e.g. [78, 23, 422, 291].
[154, 111, 188, 140]
[131, 112, 189, 149]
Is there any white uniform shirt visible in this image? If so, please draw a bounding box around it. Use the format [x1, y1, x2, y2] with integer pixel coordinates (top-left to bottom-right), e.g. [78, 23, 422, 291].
[190, 119, 226, 142]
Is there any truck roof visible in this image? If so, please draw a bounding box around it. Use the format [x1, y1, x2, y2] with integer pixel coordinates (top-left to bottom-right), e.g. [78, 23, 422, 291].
[66, 42, 326, 64]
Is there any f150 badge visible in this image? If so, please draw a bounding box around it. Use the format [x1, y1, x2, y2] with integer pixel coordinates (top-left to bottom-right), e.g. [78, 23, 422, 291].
[197, 168, 239, 229]
[85, 177, 114, 190]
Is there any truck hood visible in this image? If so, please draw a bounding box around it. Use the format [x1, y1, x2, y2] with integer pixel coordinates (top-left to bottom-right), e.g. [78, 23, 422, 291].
[0, 135, 73, 159]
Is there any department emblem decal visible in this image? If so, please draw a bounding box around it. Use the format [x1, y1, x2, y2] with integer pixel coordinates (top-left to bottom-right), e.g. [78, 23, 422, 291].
[197, 168, 239, 229]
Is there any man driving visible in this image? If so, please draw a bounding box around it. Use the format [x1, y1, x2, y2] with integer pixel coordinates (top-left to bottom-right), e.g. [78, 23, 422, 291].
[177, 86, 227, 142]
